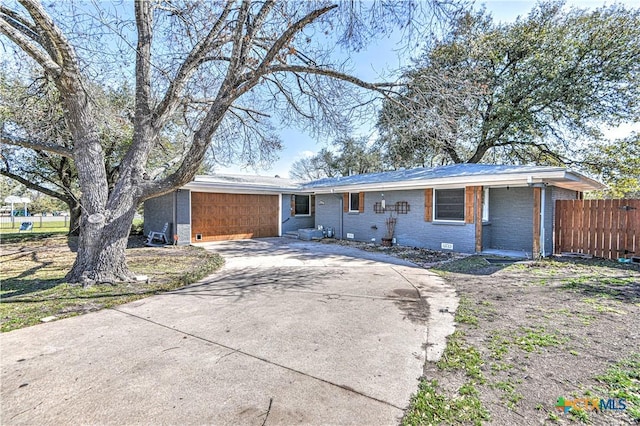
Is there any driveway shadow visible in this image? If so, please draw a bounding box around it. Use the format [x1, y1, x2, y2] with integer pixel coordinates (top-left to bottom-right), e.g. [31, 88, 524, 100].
[168, 266, 325, 302]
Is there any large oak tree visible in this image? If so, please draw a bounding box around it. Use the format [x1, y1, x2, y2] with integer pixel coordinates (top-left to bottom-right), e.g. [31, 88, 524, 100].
[0, 0, 454, 284]
[377, 1, 640, 168]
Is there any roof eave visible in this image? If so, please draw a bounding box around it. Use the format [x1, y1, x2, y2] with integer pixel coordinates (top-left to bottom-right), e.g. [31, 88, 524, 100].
[183, 182, 304, 194]
[307, 170, 604, 193]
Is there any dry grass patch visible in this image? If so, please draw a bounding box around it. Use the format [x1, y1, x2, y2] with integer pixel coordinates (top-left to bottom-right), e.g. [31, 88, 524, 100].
[0, 234, 223, 332]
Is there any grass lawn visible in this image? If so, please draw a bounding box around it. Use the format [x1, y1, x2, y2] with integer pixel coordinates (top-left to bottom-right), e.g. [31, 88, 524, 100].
[400, 255, 640, 425]
[0, 234, 223, 332]
[1, 226, 70, 235]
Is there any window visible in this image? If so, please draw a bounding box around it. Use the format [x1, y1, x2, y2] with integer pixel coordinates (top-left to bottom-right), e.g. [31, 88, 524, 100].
[434, 189, 465, 221]
[349, 192, 360, 212]
[294, 195, 310, 216]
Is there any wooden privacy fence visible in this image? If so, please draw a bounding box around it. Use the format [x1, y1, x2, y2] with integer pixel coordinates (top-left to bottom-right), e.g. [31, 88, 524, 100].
[555, 199, 639, 260]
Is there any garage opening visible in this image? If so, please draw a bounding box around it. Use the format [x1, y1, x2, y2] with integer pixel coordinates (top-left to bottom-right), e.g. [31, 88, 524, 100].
[191, 192, 279, 242]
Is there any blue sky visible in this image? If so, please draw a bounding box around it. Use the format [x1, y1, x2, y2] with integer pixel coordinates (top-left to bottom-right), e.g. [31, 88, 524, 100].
[214, 0, 640, 178]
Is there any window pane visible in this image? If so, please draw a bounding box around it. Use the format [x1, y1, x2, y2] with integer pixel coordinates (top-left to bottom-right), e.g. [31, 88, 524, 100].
[295, 195, 309, 215]
[435, 189, 465, 220]
[350, 192, 359, 211]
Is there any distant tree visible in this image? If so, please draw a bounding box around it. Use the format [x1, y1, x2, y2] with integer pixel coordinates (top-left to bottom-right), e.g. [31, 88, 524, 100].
[583, 134, 640, 199]
[289, 136, 384, 180]
[0, 72, 138, 234]
[377, 2, 640, 168]
[1, 0, 458, 284]
[289, 150, 337, 181]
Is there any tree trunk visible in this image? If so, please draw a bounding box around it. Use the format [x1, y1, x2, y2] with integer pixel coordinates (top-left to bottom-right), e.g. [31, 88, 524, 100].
[65, 200, 137, 286]
[67, 199, 81, 236]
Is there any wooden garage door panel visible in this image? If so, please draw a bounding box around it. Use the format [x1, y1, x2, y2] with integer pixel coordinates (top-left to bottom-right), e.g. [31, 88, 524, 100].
[191, 192, 279, 242]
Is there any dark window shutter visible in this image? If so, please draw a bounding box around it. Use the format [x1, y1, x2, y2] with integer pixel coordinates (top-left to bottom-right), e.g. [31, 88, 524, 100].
[424, 188, 433, 222]
[465, 187, 475, 223]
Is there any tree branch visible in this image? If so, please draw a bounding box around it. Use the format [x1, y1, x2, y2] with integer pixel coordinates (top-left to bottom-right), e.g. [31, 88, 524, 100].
[262, 65, 398, 94]
[0, 168, 72, 203]
[152, 1, 235, 128]
[0, 9, 61, 76]
[1, 133, 73, 158]
[133, 0, 153, 118]
[18, 0, 78, 70]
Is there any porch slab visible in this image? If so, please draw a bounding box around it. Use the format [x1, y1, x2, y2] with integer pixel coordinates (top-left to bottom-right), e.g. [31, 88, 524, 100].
[481, 248, 530, 259]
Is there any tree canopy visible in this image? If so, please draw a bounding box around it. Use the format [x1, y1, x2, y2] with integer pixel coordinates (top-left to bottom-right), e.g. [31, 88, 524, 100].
[377, 1, 640, 168]
[584, 133, 640, 199]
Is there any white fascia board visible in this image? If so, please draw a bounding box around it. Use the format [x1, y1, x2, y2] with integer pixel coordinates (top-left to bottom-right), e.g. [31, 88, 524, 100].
[308, 170, 601, 193]
[560, 172, 607, 191]
[182, 182, 305, 194]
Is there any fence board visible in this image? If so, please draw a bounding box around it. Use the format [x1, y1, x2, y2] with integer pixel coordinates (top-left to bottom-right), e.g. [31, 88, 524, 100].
[555, 199, 639, 260]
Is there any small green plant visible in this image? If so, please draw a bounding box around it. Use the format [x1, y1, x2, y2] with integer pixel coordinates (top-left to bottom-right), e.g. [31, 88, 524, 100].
[514, 327, 567, 352]
[455, 296, 479, 326]
[437, 331, 485, 382]
[568, 407, 590, 423]
[593, 353, 640, 421]
[402, 380, 490, 426]
[490, 361, 513, 373]
[489, 332, 510, 360]
[459, 382, 479, 396]
[491, 379, 523, 409]
[548, 411, 559, 422]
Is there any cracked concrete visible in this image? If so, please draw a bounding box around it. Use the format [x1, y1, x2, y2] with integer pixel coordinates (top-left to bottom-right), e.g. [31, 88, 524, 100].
[0, 238, 456, 425]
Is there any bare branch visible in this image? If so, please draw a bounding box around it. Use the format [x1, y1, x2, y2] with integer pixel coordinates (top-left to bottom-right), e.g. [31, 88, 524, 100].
[18, 0, 78, 70]
[152, 1, 235, 127]
[242, 4, 338, 89]
[0, 168, 72, 203]
[1, 132, 73, 158]
[0, 10, 61, 75]
[263, 65, 398, 94]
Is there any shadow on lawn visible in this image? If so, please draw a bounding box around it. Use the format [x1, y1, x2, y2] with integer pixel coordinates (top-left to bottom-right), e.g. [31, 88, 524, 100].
[1, 287, 159, 303]
[0, 278, 63, 299]
[560, 277, 640, 304]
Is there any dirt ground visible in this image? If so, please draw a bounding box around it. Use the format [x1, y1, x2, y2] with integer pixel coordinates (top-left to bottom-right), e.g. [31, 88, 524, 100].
[324, 240, 640, 425]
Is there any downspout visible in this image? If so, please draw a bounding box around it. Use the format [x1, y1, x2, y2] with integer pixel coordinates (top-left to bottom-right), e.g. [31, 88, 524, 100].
[173, 190, 178, 244]
[331, 190, 343, 240]
[278, 193, 283, 237]
[540, 185, 546, 257]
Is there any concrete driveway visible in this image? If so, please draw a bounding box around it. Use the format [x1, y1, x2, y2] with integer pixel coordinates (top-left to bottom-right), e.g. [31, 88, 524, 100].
[0, 238, 457, 425]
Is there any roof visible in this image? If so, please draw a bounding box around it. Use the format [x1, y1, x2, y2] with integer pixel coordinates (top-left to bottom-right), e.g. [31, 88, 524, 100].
[181, 164, 605, 194]
[302, 164, 605, 193]
[183, 174, 302, 194]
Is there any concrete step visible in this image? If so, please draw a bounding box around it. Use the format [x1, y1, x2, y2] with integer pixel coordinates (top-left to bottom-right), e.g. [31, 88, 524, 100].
[283, 231, 299, 239]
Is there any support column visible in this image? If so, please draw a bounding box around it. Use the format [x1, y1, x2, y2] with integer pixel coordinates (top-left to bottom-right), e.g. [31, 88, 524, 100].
[533, 187, 541, 258]
[475, 186, 483, 253]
